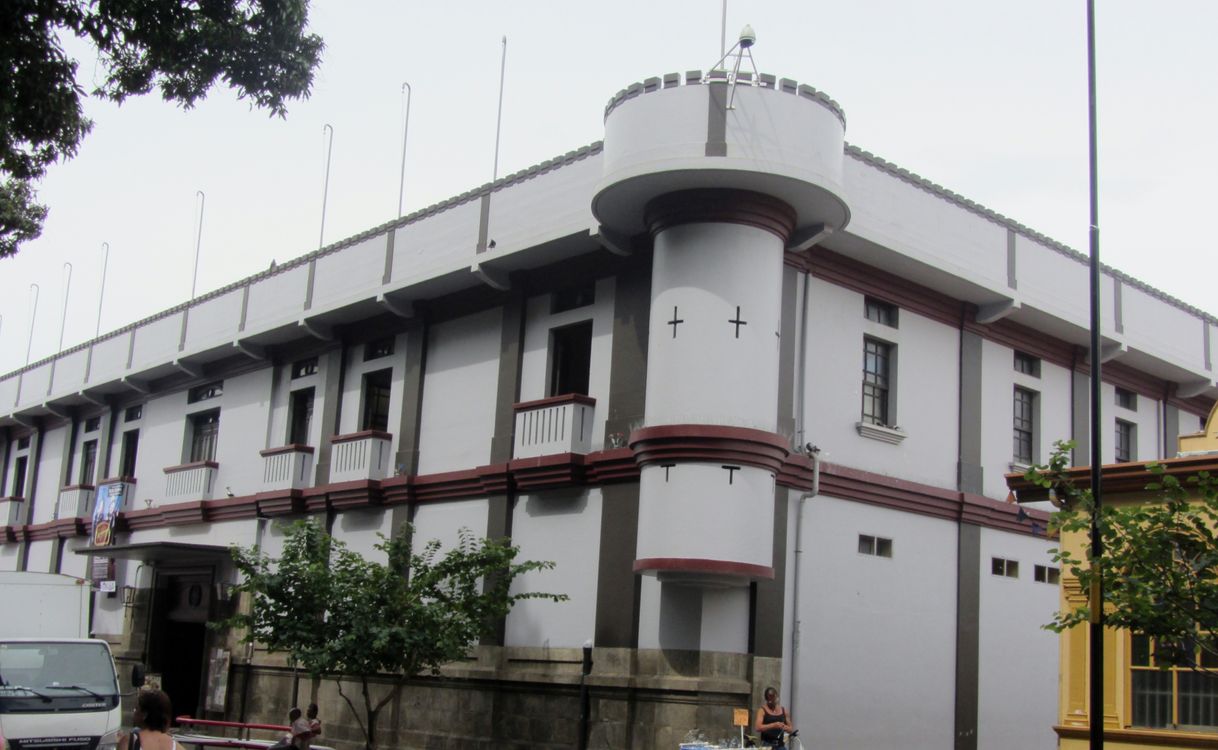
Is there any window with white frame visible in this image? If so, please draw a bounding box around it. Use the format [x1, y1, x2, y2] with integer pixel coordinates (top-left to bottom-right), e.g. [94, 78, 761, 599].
[1013, 387, 1037, 464]
[1116, 419, 1136, 462]
[864, 297, 898, 328]
[361, 369, 392, 432]
[991, 557, 1019, 578]
[79, 440, 98, 486]
[1034, 564, 1060, 584]
[1115, 386, 1137, 411]
[862, 338, 893, 426]
[858, 534, 893, 558]
[549, 321, 593, 397]
[1014, 351, 1041, 377]
[189, 410, 220, 463]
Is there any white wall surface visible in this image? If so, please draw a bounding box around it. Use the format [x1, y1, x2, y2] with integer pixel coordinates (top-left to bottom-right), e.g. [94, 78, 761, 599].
[1106, 383, 1161, 464]
[313, 235, 386, 311]
[795, 495, 957, 750]
[32, 425, 68, 523]
[60, 537, 90, 579]
[486, 156, 600, 255]
[980, 340, 1072, 501]
[646, 223, 783, 430]
[411, 498, 491, 557]
[86, 335, 130, 386]
[0, 543, 18, 571]
[244, 265, 309, 331]
[802, 277, 960, 490]
[333, 508, 394, 564]
[416, 309, 501, 474]
[182, 290, 243, 353]
[25, 539, 54, 573]
[212, 368, 273, 499]
[518, 277, 615, 447]
[390, 200, 481, 285]
[976, 527, 1059, 750]
[505, 488, 601, 649]
[129, 315, 182, 371]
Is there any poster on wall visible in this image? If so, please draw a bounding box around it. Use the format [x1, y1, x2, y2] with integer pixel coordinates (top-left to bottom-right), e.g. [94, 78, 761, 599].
[90, 482, 125, 547]
[206, 648, 230, 712]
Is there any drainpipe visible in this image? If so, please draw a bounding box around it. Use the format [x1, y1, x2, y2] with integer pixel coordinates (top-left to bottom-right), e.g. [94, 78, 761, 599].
[788, 451, 820, 725]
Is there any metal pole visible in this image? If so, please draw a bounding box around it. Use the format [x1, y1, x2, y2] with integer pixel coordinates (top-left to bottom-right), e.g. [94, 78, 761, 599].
[397, 83, 412, 218]
[56, 262, 72, 354]
[492, 37, 507, 183]
[95, 242, 110, 339]
[1086, 2, 1104, 749]
[25, 283, 39, 366]
[319, 124, 334, 249]
[577, 639, 593, 750]
[190, 191, 205, 299]
[720, 0, 728, 58]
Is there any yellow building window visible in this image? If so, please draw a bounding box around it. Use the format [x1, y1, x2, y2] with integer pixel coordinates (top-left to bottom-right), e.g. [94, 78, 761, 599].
[1130, 634, 1218, 729]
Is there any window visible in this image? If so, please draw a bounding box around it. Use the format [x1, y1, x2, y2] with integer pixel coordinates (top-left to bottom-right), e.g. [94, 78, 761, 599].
[1013, 387, 1037, 464]
[862, 338, 892, 426]
[1034, 564, 1060, 584]
[291, 357, 319, 379]
[864, 297, 898, 327]
[858, 534, 893, 558]
[361, 370, 392, 432]
[551, 283, 595, 314]
[1130, 634, 1218, 728]
[991, 557, 1019, 578]
[119, 430, 139, 479]
[1116, 419, 1137, 462]
[189, 411, 220, 463]
[364, 337, 394, 362]
[124, 404, 143, 422]
[11, 455, 27, 497]
[79, 440, 98, 486]
[188, 381, 223, 403]
[83, 416, 101, 433]
[549, 321, 593, 397]
[1116, 387, 1137, 410]
[1014, 351, 1041, 377]
[288, 388, 315, 445]
[17, 436, 30, 450]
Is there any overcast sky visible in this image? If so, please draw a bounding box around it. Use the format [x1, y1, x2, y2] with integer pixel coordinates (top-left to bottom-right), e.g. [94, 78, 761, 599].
[1, 0, 1214, 377]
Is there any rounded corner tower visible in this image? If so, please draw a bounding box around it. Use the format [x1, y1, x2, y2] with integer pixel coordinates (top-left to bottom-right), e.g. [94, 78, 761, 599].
[592, 69, 852, 653]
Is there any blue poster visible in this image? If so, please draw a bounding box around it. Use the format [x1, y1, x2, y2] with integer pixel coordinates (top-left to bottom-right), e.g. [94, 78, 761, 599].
[91, 482, 125, 546]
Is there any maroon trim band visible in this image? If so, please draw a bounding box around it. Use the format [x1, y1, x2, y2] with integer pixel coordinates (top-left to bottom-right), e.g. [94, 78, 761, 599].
[163, 461, 219, 474]
[630, 424, 790, 473]
[644, 189, 796, 242]
[259, 444, 316, 457]
[633, 557, 775, 580]
[514, 393, 596, 411]
[59, 484, 96, 492]
[330, 430, 393, 444]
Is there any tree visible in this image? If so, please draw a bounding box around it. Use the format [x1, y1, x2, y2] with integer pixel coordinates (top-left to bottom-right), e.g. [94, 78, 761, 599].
[1029, 441, 1218, 669]
[223, 521, 566, 750]
[0, 0, 324, 257]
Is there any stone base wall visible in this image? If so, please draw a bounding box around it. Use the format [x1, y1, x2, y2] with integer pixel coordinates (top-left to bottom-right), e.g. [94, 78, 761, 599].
[213, 646, 781, 750]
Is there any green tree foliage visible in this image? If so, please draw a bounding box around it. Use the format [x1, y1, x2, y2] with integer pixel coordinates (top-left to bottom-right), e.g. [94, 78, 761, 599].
[0, 0, 324, 257]
[1030, 441, 1218, 668]
[223, 522, 566, 750]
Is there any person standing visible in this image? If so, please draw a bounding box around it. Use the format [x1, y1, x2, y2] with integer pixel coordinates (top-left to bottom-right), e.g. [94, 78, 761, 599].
[306, 704, 321, 740]
[118, 690, 176, 750]
[753, 687, 794, 749]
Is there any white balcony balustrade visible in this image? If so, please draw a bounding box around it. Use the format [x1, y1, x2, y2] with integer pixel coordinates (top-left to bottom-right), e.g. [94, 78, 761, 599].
[513, 394, 595, 459]
[329, 431, 393, 483]
[260, 445, 315, 491]
[56, 485, 95, 519]
[163, 462, 218, 502]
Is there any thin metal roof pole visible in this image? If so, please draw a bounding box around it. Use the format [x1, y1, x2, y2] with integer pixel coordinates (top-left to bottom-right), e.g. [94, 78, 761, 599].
[56, 262, 73, 354]
[95, 242, 110, 339]
[319, 124, 334, 249]
[397, 83, 412, 218]
[720, 0, 728, 58]
[492, 37, 507, 184]
[24, 283, 39, 366]
[190, 191, 205, 300]
[1086, 1, 1104, 749]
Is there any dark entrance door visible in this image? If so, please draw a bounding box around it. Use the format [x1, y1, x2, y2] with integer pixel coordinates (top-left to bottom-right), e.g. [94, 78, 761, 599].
[148, 572, 212, 720]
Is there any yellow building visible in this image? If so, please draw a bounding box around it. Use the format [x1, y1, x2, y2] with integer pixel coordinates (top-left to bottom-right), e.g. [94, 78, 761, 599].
[1009, 404, 1218, 749]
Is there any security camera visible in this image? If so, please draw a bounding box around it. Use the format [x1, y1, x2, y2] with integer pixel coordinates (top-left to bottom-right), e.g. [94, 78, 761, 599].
[739, 25, 756, 48]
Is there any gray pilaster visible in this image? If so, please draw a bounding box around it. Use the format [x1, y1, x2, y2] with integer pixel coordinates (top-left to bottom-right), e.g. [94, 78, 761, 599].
[595, 254, 651, 648]
[1113, 278, 1124, 334]
[1006, 229, 1018, 290]
[17, 424, 44, 571]
[705, 84, 728, 157]
[1164, 403, 1181, 459]
[958, 330, 984, 494]
[58, 416, 79, 492]
[98, 403, 117, 483]
[312, 347, 345, 485]
[1071, 369, 1090, 465]
[954, 523, 981, 750]
[394, 318, 428, 476]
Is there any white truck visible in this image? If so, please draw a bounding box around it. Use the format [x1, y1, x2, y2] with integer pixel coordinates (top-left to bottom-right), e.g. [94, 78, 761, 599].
[0, 572, 136, 750]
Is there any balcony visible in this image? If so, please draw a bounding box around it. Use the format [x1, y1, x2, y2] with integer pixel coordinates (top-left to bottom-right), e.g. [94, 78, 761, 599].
[163, 462, 219, 502]
[0, 496, 24, 526]
[513, 394, 596, 459]
[56, 485, 95, 520]
[260, 445, 315, 491]
[329, 431, 392, 483]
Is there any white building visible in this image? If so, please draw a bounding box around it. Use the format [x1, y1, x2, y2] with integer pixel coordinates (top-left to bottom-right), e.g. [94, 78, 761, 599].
[1, 67, 1213, 750]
